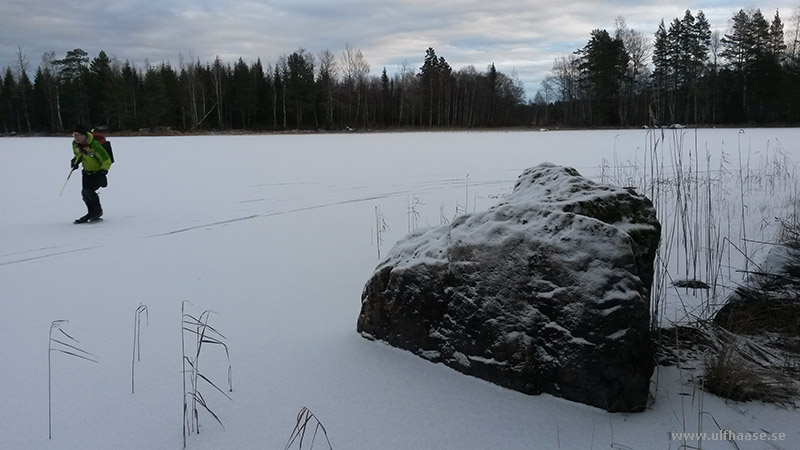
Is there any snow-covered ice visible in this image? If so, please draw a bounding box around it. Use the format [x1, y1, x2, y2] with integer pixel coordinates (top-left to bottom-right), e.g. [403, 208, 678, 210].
[1, 129, 798, 449]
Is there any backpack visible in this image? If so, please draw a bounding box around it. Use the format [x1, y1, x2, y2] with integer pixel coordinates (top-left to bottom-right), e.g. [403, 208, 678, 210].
[92, 131, 115, 164]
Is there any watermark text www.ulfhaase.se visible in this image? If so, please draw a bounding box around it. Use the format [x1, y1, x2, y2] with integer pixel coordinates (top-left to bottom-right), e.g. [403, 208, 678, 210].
[671, 430, 786, 443]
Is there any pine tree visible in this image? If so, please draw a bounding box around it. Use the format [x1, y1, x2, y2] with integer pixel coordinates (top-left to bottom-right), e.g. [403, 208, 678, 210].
[380, 67, 391, 126]
[720, 8, 787, 122]
[576, 29, 629, 125]
[721, 9, 752, 120]
[272, 63, 283, 129]
[416, 48, 454, 126]
[651, 20, 670, 124]
[686, 10, 711, 123]
[120, 62, 140, 129]
[16, 70, 34, 133]
[285, 49, 316, 128]
[1, 68, 16, 133]
[487, 62, 498, 125]
[141, 64, 168, 127]
[55, 48, 90, 126]
[721, 10, 750, 72]
[88, 51, 112, 126]
[250, 58, 271, 129]
[418, 47, 440, 127]
[769, 10, 787, 61]
[230, 58, 253, 128]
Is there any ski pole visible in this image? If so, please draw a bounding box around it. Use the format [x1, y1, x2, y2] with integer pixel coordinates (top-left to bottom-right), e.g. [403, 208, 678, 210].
[60, 167, 75, 197]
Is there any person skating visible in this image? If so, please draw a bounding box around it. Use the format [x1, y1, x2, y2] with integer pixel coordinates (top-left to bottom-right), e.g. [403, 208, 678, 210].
[70, 124, 112, 223]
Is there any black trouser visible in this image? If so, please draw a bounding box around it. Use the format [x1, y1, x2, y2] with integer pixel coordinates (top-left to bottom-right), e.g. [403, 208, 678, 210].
[81, 170, 108, 216]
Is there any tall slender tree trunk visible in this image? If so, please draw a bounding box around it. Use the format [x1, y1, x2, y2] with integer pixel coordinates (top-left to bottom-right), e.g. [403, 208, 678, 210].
[55, 87, 64, 131]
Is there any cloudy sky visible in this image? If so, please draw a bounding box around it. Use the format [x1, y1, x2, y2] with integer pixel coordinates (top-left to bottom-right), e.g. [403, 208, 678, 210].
[2, 1, 797, 99]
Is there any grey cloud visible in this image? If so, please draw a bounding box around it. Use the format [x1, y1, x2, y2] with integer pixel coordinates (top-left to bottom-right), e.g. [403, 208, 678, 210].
[2, 1, 796, 99]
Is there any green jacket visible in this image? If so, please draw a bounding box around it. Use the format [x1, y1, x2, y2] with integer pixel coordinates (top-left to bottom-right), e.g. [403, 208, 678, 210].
[73, 133, 112, 173]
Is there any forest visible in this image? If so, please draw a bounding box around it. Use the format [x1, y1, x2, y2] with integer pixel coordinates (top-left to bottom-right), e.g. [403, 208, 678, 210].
[2, 7, 800, 134]
[534, 8, 800, 127]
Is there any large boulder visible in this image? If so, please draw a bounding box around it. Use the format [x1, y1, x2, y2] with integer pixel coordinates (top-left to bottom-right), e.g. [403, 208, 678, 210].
[358, 163, 660, 412]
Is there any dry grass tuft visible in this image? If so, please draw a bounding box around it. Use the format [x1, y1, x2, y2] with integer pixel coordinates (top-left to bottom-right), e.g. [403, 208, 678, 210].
[285, 407, 333, 450]
[657, 323, 799, 405]
[703, 338, 798, 404]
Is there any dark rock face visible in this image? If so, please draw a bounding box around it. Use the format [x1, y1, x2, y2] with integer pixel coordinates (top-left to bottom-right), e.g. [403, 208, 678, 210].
[357, 164, 661, 412]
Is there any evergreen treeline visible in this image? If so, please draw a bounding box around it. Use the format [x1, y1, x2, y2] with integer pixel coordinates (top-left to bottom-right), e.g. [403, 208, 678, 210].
[0, 45, 527, 134]
[3, 7, 800, 134]
[535, 8, 800, 127]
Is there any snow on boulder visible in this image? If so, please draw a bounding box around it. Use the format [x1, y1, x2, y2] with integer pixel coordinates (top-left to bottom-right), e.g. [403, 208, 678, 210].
[357, 163, 660, 412]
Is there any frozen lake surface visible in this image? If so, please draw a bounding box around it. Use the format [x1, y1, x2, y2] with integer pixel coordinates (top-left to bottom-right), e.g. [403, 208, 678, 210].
[1, 128, 799, 449]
